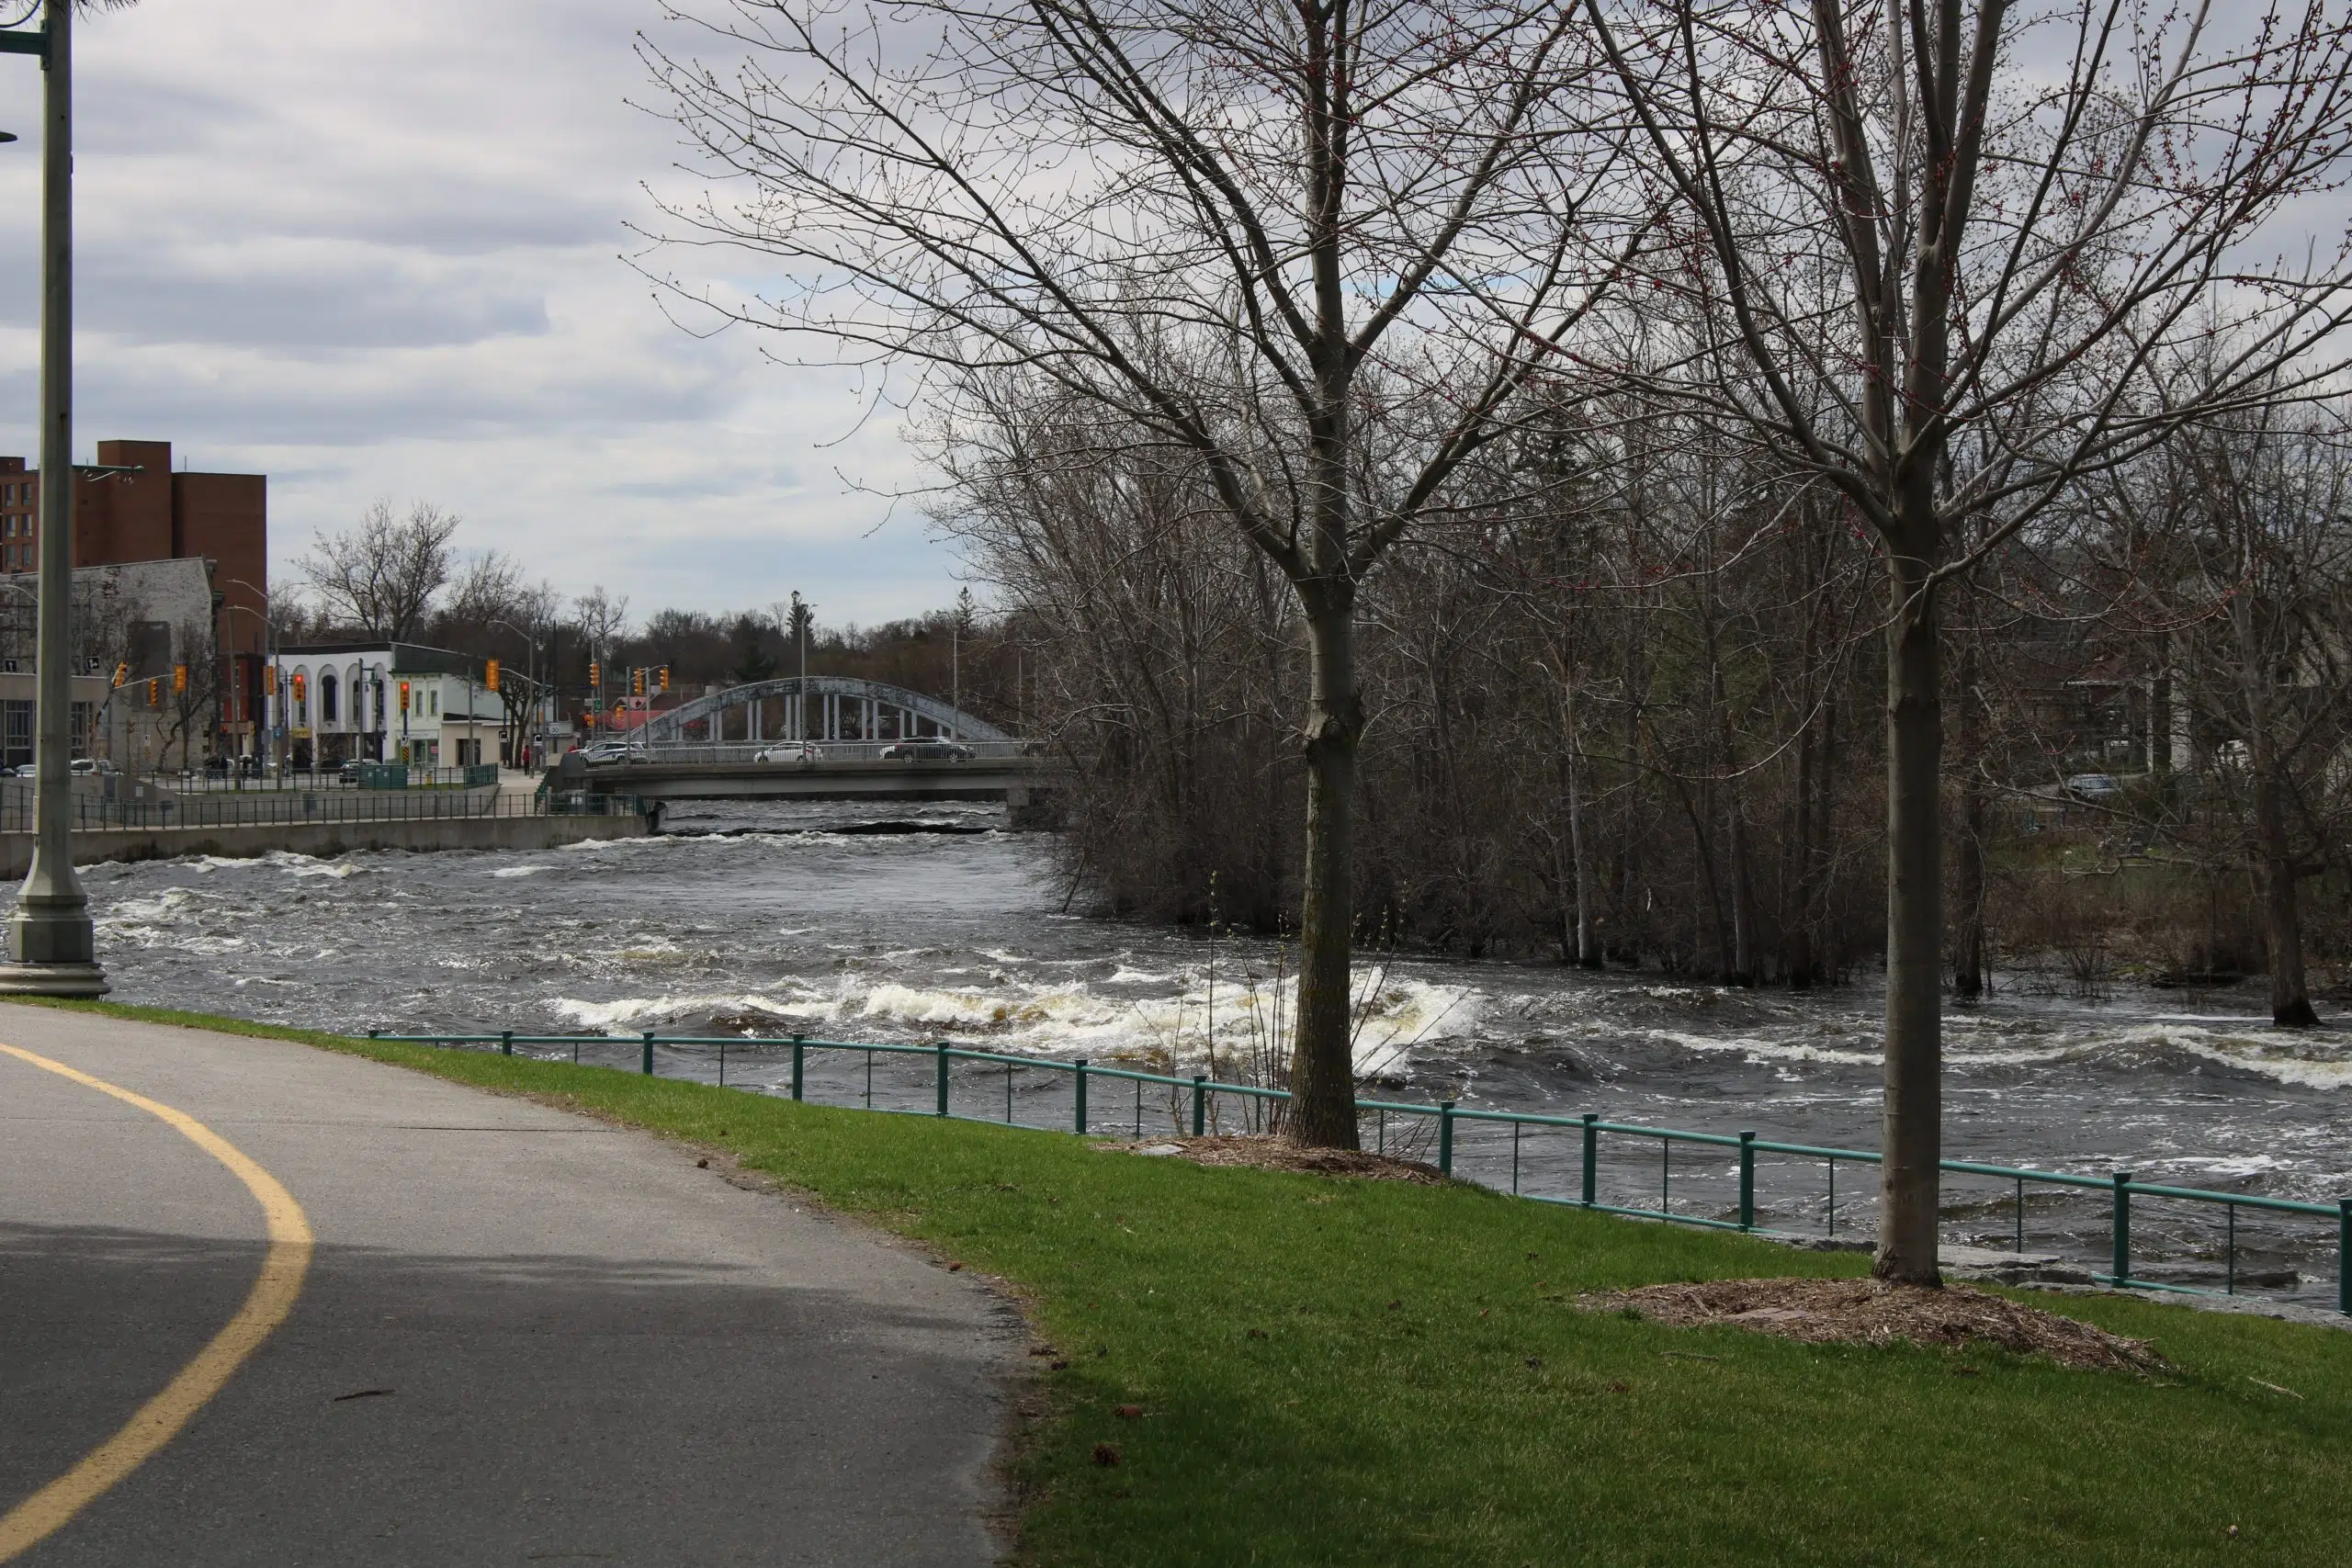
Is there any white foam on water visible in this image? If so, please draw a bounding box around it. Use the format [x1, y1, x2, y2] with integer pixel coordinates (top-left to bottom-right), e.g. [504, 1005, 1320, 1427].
[549, 992, 800, 1032]
[559, 835, 677, 855]
[2159, 1153, 2296, 1178]
[489, 864, 554, 879]
[1643, 1029, 1886, 1068]
[534, 964, 1479, 1085]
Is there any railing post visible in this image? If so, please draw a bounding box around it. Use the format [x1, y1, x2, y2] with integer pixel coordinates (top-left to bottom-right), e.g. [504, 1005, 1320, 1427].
[500, 1030, 513, 1057]
[2339, 1199, 2350, 1316]
[1438, 1101, 1455, 1177]
[2110, 1170, 2133, 1286]
[1580, 1113, 1598, 1207]
[791, 1034, 805, 1101]
[1737, 1131, 1756, 1231]
[1074, 1059, 1089, 1134]
[1191, 1074, 1206, 1136]
[641, 1031, 654, 1077]
[936, 1042, 950, 1116]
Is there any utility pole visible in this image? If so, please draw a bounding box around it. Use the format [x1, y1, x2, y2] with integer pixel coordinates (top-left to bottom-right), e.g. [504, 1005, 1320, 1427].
[0, 2, 104, 995]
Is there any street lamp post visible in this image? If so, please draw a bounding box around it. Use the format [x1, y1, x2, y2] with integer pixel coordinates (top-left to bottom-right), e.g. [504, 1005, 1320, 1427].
[487, 616, 542, 770]
[0, 2, 102, 994]
[222, 579, 276, 778]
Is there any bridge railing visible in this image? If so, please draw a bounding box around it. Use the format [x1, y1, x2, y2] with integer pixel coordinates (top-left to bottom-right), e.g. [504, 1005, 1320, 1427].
[594, 739, 1033, 766]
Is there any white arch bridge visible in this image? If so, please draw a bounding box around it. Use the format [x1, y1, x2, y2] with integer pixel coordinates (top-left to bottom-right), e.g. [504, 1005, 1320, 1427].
[578, 677, 1056, 817]
[637, 675, 1012, 747]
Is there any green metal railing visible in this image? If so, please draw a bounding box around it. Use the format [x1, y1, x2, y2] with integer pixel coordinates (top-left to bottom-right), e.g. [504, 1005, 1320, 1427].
[369, 1028, 2352, 1314]
[0, 788, 639, 833]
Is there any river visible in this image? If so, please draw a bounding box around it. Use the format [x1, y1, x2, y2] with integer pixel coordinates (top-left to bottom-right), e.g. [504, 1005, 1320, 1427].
[82, 800, 2352, 1303]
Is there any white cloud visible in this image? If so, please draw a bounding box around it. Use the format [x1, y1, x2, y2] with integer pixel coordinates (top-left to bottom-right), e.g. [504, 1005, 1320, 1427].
[0, 0, 960, 623]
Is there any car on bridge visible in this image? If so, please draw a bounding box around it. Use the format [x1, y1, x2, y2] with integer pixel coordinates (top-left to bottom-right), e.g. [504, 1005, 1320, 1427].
[880, 740, 975, 762]
[753, 743, 821, 765]
[577, 740, 643, 765]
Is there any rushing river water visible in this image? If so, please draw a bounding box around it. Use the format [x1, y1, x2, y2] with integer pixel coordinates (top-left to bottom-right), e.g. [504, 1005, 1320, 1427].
[83, 800, 2352, 1303]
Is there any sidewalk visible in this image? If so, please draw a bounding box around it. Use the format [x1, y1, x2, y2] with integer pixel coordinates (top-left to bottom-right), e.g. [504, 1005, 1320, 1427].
[0, 1006, 1015, 1564]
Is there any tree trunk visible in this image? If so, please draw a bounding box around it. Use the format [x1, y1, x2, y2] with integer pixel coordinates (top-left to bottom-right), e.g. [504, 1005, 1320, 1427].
[1567, 739, 1600, 968]
[1727, 807, 1757, 986]
[1951, 631, 1988, 1000]
[1877, 546, 1944, 1287]
[2235, 597, 2318, 1028]
[2249, 728, 2318, 1028]
[1288, 596, 1363, 1147]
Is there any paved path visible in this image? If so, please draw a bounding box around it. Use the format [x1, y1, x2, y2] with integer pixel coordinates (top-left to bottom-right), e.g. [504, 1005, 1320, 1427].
[0, 1007, 1016, 1565]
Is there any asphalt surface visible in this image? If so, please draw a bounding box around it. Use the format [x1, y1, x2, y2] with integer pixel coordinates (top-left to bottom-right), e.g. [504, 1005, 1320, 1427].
[0, 1006, 1018, 1565]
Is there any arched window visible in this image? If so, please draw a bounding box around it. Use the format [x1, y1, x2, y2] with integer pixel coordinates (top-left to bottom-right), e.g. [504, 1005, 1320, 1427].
[320, 671, 339, 724]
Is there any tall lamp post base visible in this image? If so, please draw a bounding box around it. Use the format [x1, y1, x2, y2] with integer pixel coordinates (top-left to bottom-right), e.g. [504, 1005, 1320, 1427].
[0, 961, 107, 996]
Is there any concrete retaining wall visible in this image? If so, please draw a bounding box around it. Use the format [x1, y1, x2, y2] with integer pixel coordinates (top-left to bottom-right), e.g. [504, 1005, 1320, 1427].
[0, 812, 650, 878]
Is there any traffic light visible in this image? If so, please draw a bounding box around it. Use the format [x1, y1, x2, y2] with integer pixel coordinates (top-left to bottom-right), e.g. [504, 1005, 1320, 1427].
[291, 672, 306, 706]
[172, 664, 187, 694]
[146, 678, 159, 707]
[484, 659, 500, 693]
[632, 668, 645, 698]
[589, 660, 601, 689]
[110, 661, 127, 688]
[399, 680, 411, 713]
[658, 665, 670, 693]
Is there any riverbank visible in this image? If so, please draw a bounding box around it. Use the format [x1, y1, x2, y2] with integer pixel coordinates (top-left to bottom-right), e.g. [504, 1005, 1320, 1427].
[11, 998, 2350, 1565]
[0, 808, 646, 874]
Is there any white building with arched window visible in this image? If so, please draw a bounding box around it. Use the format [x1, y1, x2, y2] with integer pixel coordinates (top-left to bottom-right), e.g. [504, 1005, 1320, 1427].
[266, 640, 497, 773]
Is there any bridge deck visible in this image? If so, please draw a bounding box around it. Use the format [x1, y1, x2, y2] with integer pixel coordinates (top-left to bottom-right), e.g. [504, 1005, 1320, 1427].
[583, 758, 1054, 804]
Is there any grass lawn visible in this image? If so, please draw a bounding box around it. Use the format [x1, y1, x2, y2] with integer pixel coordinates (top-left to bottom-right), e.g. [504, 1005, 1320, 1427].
[16, 998, 2352, 1565]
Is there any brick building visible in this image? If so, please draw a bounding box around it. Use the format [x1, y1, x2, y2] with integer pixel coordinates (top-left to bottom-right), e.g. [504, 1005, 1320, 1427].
[0, 439, 267, 755]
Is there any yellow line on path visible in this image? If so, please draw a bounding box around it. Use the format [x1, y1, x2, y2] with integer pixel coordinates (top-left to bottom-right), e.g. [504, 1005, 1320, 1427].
[0, 1042, 313, 1562]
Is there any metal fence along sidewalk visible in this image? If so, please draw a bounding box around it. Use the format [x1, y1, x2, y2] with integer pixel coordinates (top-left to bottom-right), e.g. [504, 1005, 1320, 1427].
[368, 1028, 2352, 1316]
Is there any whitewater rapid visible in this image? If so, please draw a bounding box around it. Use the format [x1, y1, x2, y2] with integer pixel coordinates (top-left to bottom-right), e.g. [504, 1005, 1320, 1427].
[81, 799, 2352, 1301]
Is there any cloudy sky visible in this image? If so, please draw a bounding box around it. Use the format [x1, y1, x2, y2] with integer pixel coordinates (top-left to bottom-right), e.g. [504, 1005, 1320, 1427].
[0, 0, 953, 626]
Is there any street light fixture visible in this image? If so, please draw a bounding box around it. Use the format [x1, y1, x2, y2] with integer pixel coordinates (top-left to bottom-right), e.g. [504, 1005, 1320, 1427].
[221, 579, 276, 778]
[0, 3, 104, 995]
[486, 617, 552, 770]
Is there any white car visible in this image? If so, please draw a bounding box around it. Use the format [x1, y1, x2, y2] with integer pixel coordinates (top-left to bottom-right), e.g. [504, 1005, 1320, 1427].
[880, 740, 974, 762]
[576, 741, 639, 764]
[754, 743, 820, 765]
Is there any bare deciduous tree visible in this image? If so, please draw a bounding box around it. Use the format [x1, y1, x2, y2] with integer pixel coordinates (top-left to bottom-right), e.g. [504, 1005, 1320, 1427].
[571, 585, 631, 667]
[1589, 0, 2352, 1281]
[2111, 406, 2352, 1025]
[648, 0, 1640, 1145]
[302, 501, 460, 643]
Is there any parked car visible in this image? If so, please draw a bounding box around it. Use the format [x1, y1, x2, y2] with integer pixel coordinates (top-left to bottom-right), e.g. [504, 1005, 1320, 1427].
[2063, 773, 2122, 802]
[337, 758, 366, 784]
[880, 740, 975, 762]
[753, 743, 821, 765]
[68, 757, 119, 777]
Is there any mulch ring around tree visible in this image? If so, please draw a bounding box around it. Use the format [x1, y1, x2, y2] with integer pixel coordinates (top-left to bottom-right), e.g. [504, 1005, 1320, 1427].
[1582, 1277, 2166, 1373]
[1102, 1134, 1447, 1184]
